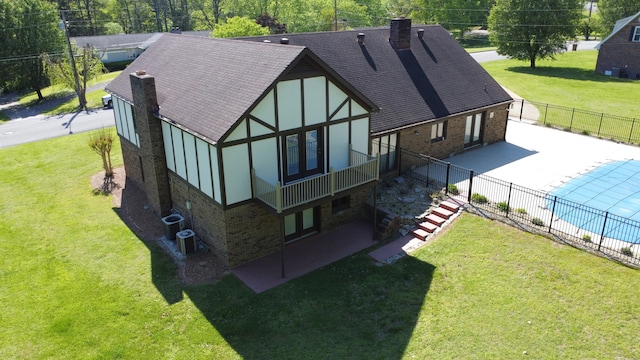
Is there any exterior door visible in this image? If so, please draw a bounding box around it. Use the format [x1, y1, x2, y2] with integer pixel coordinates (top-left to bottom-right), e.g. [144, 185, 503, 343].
[464, 113, 484, 147]
[284, 207, 319, 242]
[283, 128, 323, 183]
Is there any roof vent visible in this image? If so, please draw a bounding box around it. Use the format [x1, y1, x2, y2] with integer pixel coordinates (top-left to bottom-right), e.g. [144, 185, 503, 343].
[357, 33, 365, 45]
[417, 28, 424, 40]
[136, 70, 147, 76]
[280, 38, 289, 44]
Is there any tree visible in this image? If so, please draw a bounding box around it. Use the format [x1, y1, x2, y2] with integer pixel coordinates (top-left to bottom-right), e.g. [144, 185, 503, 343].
[0, 0, 65, 98]
[88, 128, 115, 178]
[212, 16, 270, 37]
[428, 0, 495, 40]
[45, 43, 106, 111]
[598, 0, 640, 34]
[488, 0, 582, 68]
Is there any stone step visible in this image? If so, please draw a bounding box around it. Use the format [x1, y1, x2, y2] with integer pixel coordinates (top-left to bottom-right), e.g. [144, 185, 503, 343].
[432, 207, 454, 219]
[425, 213, 447, 226]
[418, 221, 439, 233]
[412, 228, 431, 241]
[440, 200, 461, 213]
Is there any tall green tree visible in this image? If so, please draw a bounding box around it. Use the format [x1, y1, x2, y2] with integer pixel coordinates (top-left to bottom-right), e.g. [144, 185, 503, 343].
[429, 0, 494, 40]
[488, 0, 582, 68]
[0, 0, 65, 98]
[212, 15, 270, 37]
[598, 0, 640, 34]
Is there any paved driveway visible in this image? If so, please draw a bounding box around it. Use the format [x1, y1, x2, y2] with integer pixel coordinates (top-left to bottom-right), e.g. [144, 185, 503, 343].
[445, 119, 640, 192]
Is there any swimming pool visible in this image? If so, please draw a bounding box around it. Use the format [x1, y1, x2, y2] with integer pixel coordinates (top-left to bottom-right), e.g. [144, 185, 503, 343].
[548, 160, 640, 244]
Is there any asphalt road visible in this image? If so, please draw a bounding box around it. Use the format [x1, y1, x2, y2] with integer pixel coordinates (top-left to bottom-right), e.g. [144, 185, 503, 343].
[0, 107, 116, 148]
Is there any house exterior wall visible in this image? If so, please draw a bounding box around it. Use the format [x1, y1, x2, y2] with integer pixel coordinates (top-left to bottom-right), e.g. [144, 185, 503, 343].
[596, 22, 640, 77]
[398, 104, 509, 173]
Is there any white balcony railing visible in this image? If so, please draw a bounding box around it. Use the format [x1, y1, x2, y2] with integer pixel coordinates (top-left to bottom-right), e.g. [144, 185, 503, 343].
[252, 149, 379, 213]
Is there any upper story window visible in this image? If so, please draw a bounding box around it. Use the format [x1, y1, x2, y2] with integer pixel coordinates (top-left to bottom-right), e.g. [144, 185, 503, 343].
[283, 127, 323, 183]
[431, 121, 447, 143]
[632, 26, 640, 42]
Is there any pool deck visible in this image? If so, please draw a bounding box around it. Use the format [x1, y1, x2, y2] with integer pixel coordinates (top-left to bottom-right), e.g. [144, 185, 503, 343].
[446, 119, 640, 193]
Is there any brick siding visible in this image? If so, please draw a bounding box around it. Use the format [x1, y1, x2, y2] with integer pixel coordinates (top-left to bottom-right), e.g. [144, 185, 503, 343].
[596, 23, 640, 78]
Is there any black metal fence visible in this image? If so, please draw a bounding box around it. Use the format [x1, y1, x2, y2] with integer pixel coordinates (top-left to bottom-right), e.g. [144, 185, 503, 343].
[513, 99, 640, 144]
[404, 152, 640, 267]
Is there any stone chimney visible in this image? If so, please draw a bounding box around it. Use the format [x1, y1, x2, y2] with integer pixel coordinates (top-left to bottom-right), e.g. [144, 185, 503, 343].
[390, 17, 412, 50]
[129, 71, 172, 217]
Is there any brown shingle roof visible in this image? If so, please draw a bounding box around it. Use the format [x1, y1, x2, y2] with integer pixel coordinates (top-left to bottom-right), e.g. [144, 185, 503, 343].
[242, 25, 512, 134]
[105, 34, 309, 142]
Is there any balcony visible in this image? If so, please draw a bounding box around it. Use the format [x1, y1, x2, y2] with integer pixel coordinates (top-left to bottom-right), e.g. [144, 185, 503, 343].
[252, 149, 379, 213]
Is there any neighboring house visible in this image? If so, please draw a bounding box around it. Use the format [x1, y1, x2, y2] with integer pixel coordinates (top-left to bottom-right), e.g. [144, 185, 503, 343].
[595, 10, 640, 79]
[73, 31, 210, 64]
[105, 18, 512, 269]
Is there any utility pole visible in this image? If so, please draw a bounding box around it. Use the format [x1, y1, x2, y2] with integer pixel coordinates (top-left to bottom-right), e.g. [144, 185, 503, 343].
[59, 11, 84, 110]
[334, 0, 338, 31]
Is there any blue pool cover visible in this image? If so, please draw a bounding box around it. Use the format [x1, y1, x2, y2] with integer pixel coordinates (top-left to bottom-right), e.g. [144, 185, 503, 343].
[547, 160, 640, 243]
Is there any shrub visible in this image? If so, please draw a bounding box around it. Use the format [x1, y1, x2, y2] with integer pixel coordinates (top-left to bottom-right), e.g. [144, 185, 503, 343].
[496, 201, 510, 212]
[531, 217, 544, 226]
[516, 208, 527, 214]
[447, 184, 459, 195]
[471, 193, 488, 204]
[620, 247, 633, 257]
[582, 234, 591, 242]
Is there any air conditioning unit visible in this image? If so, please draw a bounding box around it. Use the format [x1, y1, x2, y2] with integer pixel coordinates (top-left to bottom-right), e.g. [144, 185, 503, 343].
[176, 229, 196, 256]
[161, 214, 184, 241]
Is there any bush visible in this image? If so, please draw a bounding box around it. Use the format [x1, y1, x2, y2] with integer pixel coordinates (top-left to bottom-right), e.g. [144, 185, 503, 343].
[582, 234, 591, 242]
[496, 201, 510, 212]
[620, 247, 633, 257]
[531, 217, 544, 226]
[447, 184, 459, 195]
[516, 208, 527, 214]
[471, 193, 488, 204]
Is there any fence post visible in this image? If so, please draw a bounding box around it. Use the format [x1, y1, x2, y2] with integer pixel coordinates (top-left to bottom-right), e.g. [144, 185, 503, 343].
[506, 182, 512, 218]
[629, 119, 636, 143]
[543, 103, 549, 125]
[597, 113, 604, 137]
[467, 170, 474, 203]
[598, 212, 609, 252]
[569, 108, 575, 130]
[519, 99, 524, 120]
[548, 196, 557, 233]
[445, 163, 451, 195]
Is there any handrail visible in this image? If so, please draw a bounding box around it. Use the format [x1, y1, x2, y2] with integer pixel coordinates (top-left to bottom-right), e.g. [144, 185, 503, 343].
[252, 149, 378, 213]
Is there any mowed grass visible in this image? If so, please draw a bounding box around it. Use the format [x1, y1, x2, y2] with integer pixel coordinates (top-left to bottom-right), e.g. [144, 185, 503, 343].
[1, 133, 640, 358]
[482, 50, 639, 119]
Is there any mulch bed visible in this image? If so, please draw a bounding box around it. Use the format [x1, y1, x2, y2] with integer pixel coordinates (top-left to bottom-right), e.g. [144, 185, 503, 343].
[90, 166, 228, 285]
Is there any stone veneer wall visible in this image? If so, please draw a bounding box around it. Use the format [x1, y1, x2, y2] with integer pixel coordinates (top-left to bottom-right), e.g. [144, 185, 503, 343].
[120, 138, 144, 191]
[168, 173, 231, 267]
[320, 187, 371, 232]
[168, 173, 374, 268]
[596, 23, 640, 77]
[399, 104, 508, 172]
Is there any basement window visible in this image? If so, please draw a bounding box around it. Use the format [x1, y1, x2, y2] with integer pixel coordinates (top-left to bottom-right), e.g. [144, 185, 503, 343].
[431, 121, 447, 142]
[332, 196, 350, 214]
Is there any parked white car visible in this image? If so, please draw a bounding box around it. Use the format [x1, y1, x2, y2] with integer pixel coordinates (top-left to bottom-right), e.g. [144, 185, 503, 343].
[102, 94, 112, 108]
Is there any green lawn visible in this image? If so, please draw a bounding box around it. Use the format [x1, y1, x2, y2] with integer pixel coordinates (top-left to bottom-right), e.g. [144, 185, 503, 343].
[482, 51, 639, 119]
[1, 133, 639, 358]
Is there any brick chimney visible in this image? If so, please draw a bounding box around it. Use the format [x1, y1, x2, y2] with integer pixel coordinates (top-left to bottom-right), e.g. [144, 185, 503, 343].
[129, 71, 172, 217]
[390, 17, 412, 50]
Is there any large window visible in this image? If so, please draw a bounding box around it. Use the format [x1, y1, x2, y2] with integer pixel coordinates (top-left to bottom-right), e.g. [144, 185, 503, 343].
[464, 113, 484, 147]
[431, 121, 447, 142]
[372, 133, 397, 173]
[283, 127, 323, 183]
[633, 26, 640, 42]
